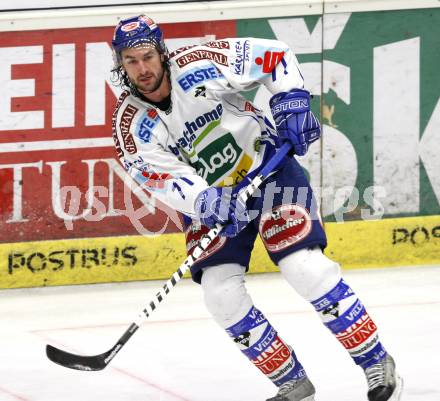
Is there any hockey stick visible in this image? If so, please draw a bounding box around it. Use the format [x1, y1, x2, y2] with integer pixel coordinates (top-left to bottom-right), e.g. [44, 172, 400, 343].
[46, 142, 292, 371]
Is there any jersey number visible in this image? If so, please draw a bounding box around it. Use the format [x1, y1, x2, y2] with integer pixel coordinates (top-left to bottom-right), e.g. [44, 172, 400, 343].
[172, 177, 194, 200]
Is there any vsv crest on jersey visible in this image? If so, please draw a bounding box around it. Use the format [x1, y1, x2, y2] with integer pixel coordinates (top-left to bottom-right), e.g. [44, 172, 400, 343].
[259, 204, 312, 252]
[177, 65, 223, 92]
[194, 85, 206, 97]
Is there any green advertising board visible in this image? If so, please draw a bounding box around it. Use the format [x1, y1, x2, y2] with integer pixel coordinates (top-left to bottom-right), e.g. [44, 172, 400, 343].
[238, 8, 440, 222]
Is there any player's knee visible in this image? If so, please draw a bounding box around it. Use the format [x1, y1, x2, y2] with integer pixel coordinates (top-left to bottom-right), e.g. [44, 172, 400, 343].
[278, 246, 341, 301]
[201, 263, 253, 328]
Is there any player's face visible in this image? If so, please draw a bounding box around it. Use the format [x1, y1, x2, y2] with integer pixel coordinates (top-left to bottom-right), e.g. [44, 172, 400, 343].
[121, 46, 166, 95]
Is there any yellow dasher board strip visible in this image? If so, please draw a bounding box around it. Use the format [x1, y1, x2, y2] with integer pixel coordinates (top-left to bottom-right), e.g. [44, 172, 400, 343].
[0, 215, 438, 289]
[0, 234, 189, 289]
[324, 214, 440, 270]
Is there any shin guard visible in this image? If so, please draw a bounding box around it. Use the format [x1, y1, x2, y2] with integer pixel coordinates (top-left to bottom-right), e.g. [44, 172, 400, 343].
[311, 278, 387, 369]
[226, 305, 306, 386]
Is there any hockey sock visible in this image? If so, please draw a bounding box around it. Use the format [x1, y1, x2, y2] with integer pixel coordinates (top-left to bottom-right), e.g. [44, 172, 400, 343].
[311, 278, 387, 369]
[226, 305, 306, 386]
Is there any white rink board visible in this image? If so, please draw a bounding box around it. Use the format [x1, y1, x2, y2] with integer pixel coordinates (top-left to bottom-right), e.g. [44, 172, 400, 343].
[2, 0, 440, 32]
[0, 265, 439, 401]
[3, 0, 191, 10]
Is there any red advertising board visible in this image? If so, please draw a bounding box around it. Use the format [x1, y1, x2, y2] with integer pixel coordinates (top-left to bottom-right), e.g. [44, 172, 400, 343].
[0, 20, 236, 243]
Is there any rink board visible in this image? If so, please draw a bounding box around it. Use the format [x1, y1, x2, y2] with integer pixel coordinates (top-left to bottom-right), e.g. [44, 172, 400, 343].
[0, 214, 438, 289]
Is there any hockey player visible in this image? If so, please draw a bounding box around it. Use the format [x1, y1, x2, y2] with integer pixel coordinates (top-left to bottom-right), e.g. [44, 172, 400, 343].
[111, 15, 403, 401]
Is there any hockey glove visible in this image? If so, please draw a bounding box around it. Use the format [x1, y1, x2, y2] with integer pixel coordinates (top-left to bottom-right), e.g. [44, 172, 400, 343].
[194, 186, 250, 238]
[269, 88, 321, 156]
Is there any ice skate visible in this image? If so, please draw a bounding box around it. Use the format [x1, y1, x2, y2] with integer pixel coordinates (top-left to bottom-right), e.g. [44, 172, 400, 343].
[364, 354, 403, 401]
[266, 376, 315, 401]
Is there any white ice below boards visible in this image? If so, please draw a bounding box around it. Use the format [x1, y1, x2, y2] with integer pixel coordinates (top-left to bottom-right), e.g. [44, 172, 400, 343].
[0, 265, 439, 401]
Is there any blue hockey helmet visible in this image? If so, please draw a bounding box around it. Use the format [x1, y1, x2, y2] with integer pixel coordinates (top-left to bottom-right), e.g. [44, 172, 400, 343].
[112, 15, 168, 66]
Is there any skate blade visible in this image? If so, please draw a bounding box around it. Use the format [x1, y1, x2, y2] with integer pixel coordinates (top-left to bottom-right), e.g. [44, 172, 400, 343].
[302, 396, 315, 401]
[390, 375, 404, 401]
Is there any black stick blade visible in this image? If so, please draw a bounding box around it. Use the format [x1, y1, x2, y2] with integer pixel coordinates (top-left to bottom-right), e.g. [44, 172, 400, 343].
[46, 344, 114, 371]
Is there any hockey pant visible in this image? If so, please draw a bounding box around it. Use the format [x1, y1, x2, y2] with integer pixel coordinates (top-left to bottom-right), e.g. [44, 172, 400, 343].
[201, 247, 387, 388]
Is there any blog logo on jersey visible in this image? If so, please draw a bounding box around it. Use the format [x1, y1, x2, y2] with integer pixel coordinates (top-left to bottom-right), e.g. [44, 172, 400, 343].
[193, 133, 242, 184]
[259, 204, 312, 252]
[251, 45, 288, 82]
[231, 39, 251, 75]
[191, 132, 253, 186]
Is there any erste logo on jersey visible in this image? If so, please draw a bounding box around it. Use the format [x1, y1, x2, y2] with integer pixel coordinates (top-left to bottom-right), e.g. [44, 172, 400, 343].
[251, 46, 288, 82]
[135, 108, 159, 143]
[259, 204, 312, 252]
[177, 65, 223, 92]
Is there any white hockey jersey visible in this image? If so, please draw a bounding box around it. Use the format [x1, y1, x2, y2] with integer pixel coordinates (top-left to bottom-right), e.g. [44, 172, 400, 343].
[112, 37, 304, 218]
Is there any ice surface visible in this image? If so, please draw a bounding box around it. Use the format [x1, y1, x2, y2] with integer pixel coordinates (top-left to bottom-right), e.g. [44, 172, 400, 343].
[1, 265, 439, 401]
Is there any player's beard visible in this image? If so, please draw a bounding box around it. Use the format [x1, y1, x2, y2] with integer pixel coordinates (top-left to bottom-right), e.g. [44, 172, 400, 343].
[133, 66, 166, 95]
